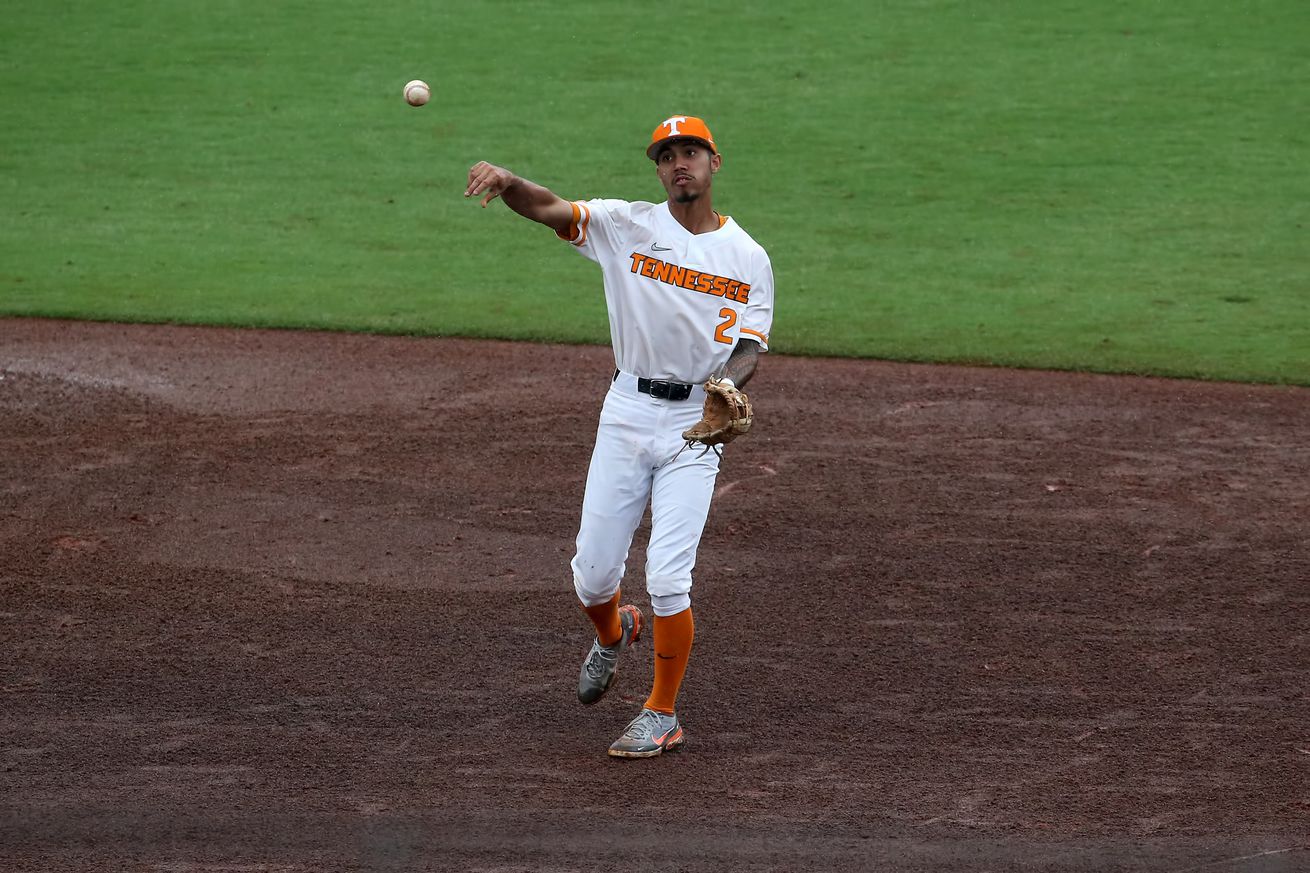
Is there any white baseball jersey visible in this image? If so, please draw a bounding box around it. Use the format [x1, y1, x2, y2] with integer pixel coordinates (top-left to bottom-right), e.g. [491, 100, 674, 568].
[558, 199, 774, 384]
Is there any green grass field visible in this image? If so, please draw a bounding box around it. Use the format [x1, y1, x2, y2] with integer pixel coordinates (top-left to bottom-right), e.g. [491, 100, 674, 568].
[3, 1, 1307, 384]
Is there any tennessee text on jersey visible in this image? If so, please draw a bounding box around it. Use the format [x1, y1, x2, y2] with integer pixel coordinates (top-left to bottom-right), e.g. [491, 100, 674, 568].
[628, 252, 751, 304]
[556, 197, 774, 379]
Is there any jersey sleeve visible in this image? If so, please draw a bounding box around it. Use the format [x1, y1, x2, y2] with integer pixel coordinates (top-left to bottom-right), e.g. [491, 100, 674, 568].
[556, 198, 632, 263]
[738, 249, 774, 352]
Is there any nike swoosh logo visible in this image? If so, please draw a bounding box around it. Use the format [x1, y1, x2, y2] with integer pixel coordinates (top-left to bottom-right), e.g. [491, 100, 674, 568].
[652, 243, 672, 252]
[653, 726, 682, 746]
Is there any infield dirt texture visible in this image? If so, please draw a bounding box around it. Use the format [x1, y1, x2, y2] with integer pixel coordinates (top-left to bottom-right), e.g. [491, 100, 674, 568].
[2, 318, 1307, 872]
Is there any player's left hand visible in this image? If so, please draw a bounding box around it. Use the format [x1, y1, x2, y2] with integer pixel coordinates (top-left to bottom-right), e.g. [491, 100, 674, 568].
[682, 378, 753, 450]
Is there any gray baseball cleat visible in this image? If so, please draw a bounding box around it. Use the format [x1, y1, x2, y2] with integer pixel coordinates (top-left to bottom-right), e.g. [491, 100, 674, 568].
[608, 707, 685, 758]
[577, 604, 642, 705]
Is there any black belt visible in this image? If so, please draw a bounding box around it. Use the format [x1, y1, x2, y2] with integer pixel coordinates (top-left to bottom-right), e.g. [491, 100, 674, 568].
[613, 370, 695, 402]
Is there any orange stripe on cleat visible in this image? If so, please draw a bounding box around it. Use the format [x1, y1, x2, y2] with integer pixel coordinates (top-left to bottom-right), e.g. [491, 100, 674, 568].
[653, 726, 682, 747]
[619, 604, 642, 643]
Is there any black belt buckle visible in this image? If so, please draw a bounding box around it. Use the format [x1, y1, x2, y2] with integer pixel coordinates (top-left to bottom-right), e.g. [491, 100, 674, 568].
[638, 377, 693, 402]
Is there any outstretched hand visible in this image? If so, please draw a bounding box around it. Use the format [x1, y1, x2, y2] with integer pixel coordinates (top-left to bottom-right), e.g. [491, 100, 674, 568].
[465, 161, 516, 207]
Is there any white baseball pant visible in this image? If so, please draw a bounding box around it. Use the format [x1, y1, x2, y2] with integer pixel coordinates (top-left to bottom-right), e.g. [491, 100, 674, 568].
[571, 372, 721, 617]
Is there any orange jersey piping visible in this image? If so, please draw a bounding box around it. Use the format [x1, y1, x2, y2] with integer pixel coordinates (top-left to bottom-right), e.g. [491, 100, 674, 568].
[556, 201, 591, 246]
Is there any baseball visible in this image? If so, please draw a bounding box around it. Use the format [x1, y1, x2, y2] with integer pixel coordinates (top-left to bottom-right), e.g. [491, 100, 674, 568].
[404, 79, 430, 107]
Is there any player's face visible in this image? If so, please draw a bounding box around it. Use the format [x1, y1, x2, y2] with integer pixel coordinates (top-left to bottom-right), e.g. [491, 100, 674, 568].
[655, 140, 721, 204]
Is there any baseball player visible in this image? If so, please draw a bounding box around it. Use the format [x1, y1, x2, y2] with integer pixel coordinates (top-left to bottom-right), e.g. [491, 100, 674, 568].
[465, 115, 774, 758]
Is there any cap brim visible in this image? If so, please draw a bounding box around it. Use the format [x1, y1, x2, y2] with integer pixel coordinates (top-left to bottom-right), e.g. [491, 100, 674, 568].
[647, 136, 717, 161]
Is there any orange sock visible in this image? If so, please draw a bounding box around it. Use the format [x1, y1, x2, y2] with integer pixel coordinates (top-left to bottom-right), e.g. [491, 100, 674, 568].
[644, 608, 694, 714]
[582, 589, 623, 647]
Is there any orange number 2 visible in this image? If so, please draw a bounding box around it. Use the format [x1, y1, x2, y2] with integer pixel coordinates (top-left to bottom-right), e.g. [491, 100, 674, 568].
[714, 307, 737, 345]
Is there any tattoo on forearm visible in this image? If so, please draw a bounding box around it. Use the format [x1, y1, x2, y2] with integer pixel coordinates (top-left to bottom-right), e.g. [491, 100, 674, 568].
[721, 341, 760, 389]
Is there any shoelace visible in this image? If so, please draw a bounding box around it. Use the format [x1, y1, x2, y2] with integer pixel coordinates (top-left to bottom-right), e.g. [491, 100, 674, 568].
[584, 638, 621, 679]
[624, 711, 664, 740]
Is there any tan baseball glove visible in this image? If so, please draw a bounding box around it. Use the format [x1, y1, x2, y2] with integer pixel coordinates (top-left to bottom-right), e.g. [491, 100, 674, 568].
[682, 378, 753, 450]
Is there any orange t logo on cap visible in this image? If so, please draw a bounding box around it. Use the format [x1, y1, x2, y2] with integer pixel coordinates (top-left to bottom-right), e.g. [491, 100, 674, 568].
[648, 115, 717, 160]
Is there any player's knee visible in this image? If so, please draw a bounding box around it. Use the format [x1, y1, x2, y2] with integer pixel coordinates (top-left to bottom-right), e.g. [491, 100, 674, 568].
[650, 591, 691, 617]
[574, 578, 620, 607]
[572, 556, 621, 607]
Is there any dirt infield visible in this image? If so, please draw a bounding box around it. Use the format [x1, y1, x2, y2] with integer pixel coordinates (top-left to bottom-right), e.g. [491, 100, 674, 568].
[2, 317, 1307, 872]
